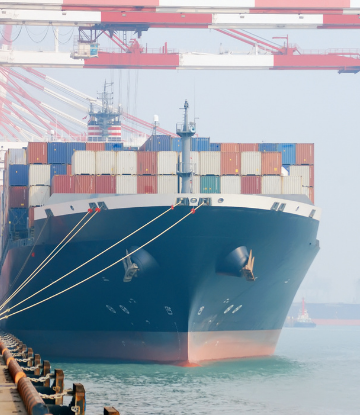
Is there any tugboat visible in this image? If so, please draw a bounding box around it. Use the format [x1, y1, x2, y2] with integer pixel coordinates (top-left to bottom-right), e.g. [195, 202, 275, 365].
[294, 298, 317, 328]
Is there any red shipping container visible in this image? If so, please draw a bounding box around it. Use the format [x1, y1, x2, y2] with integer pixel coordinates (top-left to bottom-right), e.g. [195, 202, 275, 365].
[137, 176, 157, 194]
[66, 165, 72, 176]
[239, 143, 258, 153]
[221, 143, 240, 152]
[27, 142, 47, 164]
[261, 152, 281, 175]
[51, 176, 75, 194]
[241, 176, 261, 194]
[86, 142, 105, 151]
[28, 207, 35, 228]
[220, 152, 240, 175]
[309, 165, 314, 187]
[296, 143, 314, 165]
[9, 186, 28, 208]
[137, 152, 157, 175]
[95, 175, 116, 193]
[74, 175, 95, 193]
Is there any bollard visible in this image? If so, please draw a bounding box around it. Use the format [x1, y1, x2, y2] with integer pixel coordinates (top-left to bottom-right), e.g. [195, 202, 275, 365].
[71, 383, 85, 415]
[104, 407, 120, 415]
[17, 377, 50, 415]
[52, 368, 64, 405]
[42, 361, 51, 387]
[34, 354, 41, 376]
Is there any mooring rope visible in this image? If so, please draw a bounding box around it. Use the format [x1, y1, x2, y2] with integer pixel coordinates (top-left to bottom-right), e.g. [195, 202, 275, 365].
[0, 216, 50, 307]
[0, 210, 96, 313]
[0, 202, 181, 316]
[0, 204, 203, 321]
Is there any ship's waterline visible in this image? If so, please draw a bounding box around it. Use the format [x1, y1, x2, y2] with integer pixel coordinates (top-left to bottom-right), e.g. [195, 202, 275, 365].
[11, 329, 281, 364]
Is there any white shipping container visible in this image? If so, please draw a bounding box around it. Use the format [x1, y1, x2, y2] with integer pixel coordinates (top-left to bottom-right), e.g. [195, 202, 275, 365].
[95, 151, 116, 175]
[157, 151, 178, 175]
[8, 148, 27, 165]
[72, 151, 96, 175]
[116, 175, 137, 194]
[29, 164, 51, 186]
[117, 151, 137, 175]
[180, 175, 200, 193]
[282, 176, 303, 194]
[179, 151, 200, 175]
[199, 151, 221, 175]
[289, 165, 311, 187]
[241, 152, 261, 176]
[29, 186, 50, 207]
[302, 186, 310, 198]
[157, 175, 178, 194]
[221, 176, 241, 194]
[262, 176, 282, 194]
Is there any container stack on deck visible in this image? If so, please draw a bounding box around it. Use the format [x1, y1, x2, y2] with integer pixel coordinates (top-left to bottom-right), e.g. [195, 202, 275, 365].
[0, 138, 314, 246]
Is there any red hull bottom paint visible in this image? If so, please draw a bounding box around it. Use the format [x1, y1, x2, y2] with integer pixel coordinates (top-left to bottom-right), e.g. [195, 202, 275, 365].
[312, 319, 360, 326]
[188, 330, 281, 362]
[11, 329, 281, 364]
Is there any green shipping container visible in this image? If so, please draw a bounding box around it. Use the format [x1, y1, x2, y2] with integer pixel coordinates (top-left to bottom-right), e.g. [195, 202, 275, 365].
[200, 176, 221, 193]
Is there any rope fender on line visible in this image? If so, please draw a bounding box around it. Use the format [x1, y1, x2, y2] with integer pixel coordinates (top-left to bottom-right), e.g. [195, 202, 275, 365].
[0, 203, 204, 321]
[0, 201, 182, 318]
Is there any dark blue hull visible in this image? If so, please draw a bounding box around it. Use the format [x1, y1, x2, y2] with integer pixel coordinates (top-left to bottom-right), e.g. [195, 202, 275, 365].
[0, 202, 320, 363]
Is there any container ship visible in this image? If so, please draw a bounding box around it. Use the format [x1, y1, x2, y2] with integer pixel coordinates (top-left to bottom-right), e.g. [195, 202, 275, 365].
[0, 101, 320, 364]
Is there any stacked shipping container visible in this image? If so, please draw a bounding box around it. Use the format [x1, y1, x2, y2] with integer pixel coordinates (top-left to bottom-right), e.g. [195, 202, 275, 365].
[1, 139, 315, 246]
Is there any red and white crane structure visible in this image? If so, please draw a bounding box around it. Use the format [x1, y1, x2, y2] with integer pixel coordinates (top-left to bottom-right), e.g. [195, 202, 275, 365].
[0, 0, 360, 140]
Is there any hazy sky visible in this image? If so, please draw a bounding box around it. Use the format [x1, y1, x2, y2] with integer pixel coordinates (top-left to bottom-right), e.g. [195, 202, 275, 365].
[7, 25, 360, 303]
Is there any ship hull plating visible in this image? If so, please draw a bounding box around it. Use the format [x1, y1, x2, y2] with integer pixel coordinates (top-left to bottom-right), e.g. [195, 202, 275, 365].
[0, 199, 320, 363]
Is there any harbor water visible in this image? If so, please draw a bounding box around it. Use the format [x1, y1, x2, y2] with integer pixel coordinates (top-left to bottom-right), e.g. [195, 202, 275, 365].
[52, 326, 359, 414]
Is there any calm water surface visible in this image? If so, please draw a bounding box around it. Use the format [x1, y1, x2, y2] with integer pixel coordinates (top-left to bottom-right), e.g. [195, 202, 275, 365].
[53, 326, 360, 415]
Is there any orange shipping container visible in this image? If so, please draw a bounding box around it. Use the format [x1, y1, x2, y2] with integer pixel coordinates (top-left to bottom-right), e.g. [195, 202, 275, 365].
[221, 143, 239, 152]
[86, 142, 105, 151]
[27, 142, 47, 164]
[28, 207, 35, 228]
[309, 187, 315, 204]
[137, 175, 157, 194]
[239, 143, 258, 153]
[261, 152, 281, 175]
[66, 165, 72, 176]
[220, 152, 240, 175]
[309, 165, 314, 187]
[296, 143, 314, 165]
[74, 175, 95, 193]
[137, 152, 157, 175]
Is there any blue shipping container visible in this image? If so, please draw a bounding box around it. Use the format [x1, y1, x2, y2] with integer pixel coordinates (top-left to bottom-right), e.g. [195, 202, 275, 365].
[66, 142, 86, 164]
[9, 165, 29, 186]
[200, 176, 220, 193]
[9, 208, 28, 231]
[143, 135, 171, 151]
[258, 143, 279, 152]
[105, 142, 123, 151]
[171, 137, 182, 152]
[48, 142, 67, 164]
[191, 137, 210, 151]
[50, 164, 67, 184]
[210, 143, 221, 151]
[278, 143, 296, 165]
